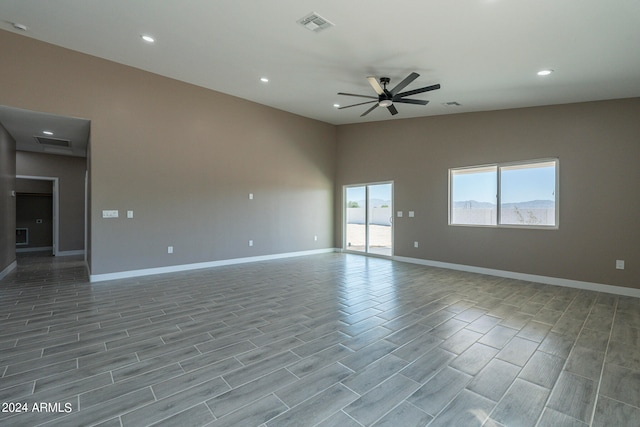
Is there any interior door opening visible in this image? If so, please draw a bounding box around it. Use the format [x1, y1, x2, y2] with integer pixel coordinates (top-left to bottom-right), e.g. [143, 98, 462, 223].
[344, 182, 393, 257]
[16, 176, 59, 256]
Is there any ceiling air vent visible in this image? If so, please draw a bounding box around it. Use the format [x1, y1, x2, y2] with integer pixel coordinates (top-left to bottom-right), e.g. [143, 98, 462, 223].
[297, 12, 334, 32]
[34, 136, 71, 148]
[443, 102, 462, 107]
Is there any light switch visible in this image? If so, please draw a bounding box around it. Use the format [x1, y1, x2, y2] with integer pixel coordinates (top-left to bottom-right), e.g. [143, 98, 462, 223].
[397, 211, 403, 217]
[409, 211, 415, 218]
[127, 210, 134, 219]
[102, 210, 119, 218]
[249, 193, 254, 200]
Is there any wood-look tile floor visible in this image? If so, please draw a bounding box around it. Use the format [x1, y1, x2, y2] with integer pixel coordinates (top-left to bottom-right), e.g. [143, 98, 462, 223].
[1, 252, 639, 426]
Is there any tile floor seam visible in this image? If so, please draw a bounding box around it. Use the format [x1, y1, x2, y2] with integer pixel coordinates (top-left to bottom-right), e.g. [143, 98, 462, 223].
[533, 295, 597, 427]
[363, 384, 425, 427]
[431, 387, 492, 425]
[2, 253, 638, 426]
[586, 296, 618, 427]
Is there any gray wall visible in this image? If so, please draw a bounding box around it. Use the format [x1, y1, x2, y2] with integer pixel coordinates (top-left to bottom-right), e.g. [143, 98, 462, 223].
[0, 29, 336, 275]
[0, 122, 16, 274]
[16, 178, 53, 194]
[336, 98, 640, 289]
[16, 152, 86, 253]
[2, 29, 638, 290]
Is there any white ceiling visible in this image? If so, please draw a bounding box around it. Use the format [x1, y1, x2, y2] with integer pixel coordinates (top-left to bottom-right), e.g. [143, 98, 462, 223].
[1, 0, 639, 130]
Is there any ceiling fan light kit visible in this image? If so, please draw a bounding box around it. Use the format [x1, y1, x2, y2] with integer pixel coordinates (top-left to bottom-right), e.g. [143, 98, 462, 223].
[338, 72, 441, 117]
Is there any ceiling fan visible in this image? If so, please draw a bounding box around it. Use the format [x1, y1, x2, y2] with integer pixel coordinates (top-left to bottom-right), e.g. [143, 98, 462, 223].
[338, 72, 440, 117]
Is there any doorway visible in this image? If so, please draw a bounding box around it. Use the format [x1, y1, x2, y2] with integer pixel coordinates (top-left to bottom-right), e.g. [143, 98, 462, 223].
[344, 182, 393, 257]
[16, 176, 59, 256]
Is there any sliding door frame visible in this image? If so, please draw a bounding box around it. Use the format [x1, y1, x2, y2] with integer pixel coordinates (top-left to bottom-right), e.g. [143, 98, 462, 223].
[342, 180, 394, 258]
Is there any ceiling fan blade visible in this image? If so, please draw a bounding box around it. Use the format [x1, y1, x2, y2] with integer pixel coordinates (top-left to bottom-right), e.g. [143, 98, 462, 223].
[395, 83, 441, 98]
[338, 100, 377, 110]
[390, 72, 419, 96]
[387, 104, 399, 115]
[366, 76, 385, 95]
[360, 103, 379, 117]
[338, 92, 378, 100]
[394, 98, 429, 105]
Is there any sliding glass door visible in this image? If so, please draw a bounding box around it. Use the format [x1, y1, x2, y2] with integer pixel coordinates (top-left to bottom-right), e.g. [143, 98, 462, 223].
[344, 182, 393, 257]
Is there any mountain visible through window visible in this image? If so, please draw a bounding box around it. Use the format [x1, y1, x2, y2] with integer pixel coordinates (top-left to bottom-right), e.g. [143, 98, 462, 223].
[450, 159, 558, 228]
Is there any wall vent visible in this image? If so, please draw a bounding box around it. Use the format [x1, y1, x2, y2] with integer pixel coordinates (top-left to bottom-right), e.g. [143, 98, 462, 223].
[297, 12, 334, 32]
[34, 136, 71, 148]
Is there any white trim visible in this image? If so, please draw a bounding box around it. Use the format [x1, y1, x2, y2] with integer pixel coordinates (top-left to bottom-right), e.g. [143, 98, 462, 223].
[16, 246, 53, 253]
[448, 158, 559, 229]
[84, 169, 88, 263]
[0, 261, 17, 280]
[343, 181, 394, 256]
[394, 255, 640, 298]
[90, 248, 337, 283]
[58, 250, 86, 257]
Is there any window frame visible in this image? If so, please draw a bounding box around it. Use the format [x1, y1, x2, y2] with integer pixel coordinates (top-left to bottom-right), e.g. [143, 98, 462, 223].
[448, 158, 559, 230]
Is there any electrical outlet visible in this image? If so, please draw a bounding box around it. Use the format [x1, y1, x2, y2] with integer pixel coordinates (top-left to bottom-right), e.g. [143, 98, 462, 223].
[616, 260, 625, 270]
[414, 241, 419, 248]
[167, 246, 173, 254]
[409, 211, 415, 218]
[127, 210, 134, 219]
[249, 240, 253, 247]
[314, 235, 318, 241]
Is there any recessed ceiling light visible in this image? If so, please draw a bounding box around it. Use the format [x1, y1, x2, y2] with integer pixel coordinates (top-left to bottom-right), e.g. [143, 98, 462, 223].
[260, 77, 269, 83]
[333, 104, 340, 108]
[12, 22, 28, 31]
[537, 69, 553, 76]
[141, 35, 155, 43]
[43, 130, 53, 135]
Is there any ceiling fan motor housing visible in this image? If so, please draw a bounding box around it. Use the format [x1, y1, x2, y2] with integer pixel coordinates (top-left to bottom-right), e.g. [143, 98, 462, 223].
[337, 72, 440, 117]
[379, 77, 393, 105]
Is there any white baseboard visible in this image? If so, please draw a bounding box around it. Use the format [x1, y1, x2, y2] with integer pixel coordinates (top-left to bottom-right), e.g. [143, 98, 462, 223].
[0, 261, 17, 280]
[393, 255, 640, 298]
[57, 250, 85, 257]
[90, 248, 338, 283]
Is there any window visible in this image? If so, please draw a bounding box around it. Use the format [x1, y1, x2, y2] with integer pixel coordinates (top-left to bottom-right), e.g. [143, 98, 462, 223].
[450, 165, 497, 226]
[449, 159, 558, 228]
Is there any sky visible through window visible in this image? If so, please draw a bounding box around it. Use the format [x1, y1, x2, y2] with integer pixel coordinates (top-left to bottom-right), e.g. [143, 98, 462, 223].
[346, 183, 392, 204]
[501, 165, 555, 203]
[453, 169, 497, 204]
[453, 164, 555, 205]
